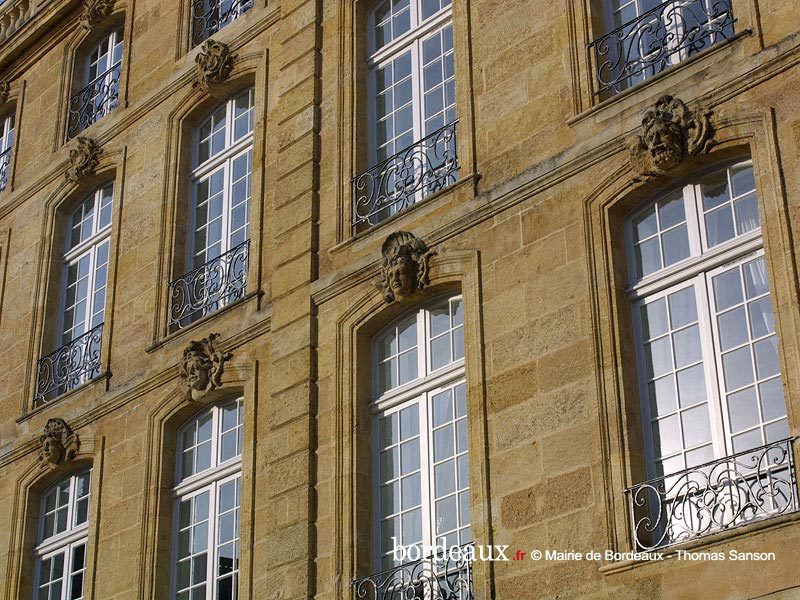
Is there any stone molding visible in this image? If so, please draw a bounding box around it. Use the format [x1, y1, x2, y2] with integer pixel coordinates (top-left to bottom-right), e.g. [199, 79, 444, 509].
[65, 137, 102, 183]
[179, 333, 233, 401]
[38, 418, 80, 468]
[629, 95, 714, 181]
[194, 40, 237, 92]
[376, 231, 436, 303]
[79, 0, 115, 30]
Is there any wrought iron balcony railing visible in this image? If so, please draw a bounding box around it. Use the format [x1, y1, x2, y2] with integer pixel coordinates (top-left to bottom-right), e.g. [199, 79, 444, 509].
[169, 240, 249, 330]
[351, 544, 473, 600]
[191, 0, 254, 46]
[589, 0, 735, 96]
[626, 439, 798, 551]
[35, 323, 103, 405]
[67, 63, 121, 140]
[353, 120, 459, 232]
[0, 147, 10, 192]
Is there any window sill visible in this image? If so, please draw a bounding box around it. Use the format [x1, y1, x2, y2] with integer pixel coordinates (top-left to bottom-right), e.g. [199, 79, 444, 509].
[568, 30, 752, 128]
[599, 509, 800, 576]
[331, 172, 480, 255]
[16, 371, 110, 424]
[146, 289, 262, 354]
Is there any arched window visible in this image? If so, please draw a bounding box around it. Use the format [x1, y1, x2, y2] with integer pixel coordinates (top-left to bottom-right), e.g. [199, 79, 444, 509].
[626, 159, 792, 549]
[0, 110, 14, 192]
[173, 398, 243, 600]
[67, 27, 123, 139]
[371, 295, 470, 571]
[169, 89, 254, 329]
[354, 0, 458, 229]
[35, 470, 92, 600]
[36, 185, 113, 404]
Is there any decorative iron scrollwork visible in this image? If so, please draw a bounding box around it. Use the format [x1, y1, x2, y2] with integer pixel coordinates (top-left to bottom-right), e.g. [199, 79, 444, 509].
[190, 0, 254, 47]
[589, 0, 735, 95]
[66, 63, 121, 139]
[169, 240, 249, 330]
[351, 544, 474, 600]
[35, 323, 103, 405]
[353, 120, 459, 232]
[626, 439, 798, 551]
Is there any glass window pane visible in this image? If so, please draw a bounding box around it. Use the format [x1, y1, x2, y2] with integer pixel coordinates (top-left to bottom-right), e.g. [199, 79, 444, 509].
[722, 347, 755, 391]
[667, 287, 697, 329]
[633, 205, 657, 242]
[649, 376, 676, 417]
[718, 307, 749, 351]
[635, 238, 661, 278]
[662, 225, 690, 267]
[641, 298, 668, 339]
[398, 350, 418, 385]
[759, 377, 786, 422]
[743, 258, 769, 298]
[681, 404, 711, 447]
[399, 404, 419, 439]
[754, 338, 780, 379]
[701, 170, 730, 210]
[401, 473, 421, 509]
[713, 269, 743, 311]
[730, 163, 755, 197]
[645, 336, 672, 379]
[676, 364, 706, 408]
[728, 387, 759, 433]
[433, 425, 454, 462]
[652, 415, 681, 457]
[705, 205, 735, 247]
[734, 194, 760, 235]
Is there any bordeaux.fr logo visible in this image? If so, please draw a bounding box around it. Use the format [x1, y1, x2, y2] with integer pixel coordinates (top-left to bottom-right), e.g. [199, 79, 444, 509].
[390, 540, 522, 563]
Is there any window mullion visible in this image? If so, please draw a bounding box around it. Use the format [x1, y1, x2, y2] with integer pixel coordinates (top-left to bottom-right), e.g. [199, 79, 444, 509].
[207, 479, 218, 600]
[420, 392, 434, 551]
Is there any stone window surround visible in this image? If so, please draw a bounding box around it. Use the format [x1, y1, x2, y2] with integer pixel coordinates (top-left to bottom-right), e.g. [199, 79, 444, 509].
[0, 79, 24, 194]
[148, 54, 269, 349]
[55, 6, 131, 151]
[21, 150, 126, 419]
[583, 116, 800, 558]
[336, 0, 479, 244]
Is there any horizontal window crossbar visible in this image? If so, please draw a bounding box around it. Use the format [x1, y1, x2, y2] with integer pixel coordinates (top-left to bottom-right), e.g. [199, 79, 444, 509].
[67, 63, 121, 140]
[589, 0, 735, 95]
[35, 323, 103, 405]
[168, 240, 250, 330]
[353, 120, 459, 232]
[625, 438, 798, 551]
[351, 543, 474, 600]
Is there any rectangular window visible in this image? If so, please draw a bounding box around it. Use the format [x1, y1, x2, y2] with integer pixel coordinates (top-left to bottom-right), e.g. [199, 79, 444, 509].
[0, 111, 14, 193]
[190, 0, 254, 47]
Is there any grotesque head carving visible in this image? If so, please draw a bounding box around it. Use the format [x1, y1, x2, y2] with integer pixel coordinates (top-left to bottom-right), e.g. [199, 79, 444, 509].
[80, 0, 116, 30]
[179, 334, 232, 401]
[65, 137, 101, 183]
[195, 40, 237, 92]
[630, 95, 714, 180]
[377, 231, 436, 303]
[39, 418, 80, 468]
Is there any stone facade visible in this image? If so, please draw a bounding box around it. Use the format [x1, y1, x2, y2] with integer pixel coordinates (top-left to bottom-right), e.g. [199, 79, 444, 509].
[0, 1, 798, 599]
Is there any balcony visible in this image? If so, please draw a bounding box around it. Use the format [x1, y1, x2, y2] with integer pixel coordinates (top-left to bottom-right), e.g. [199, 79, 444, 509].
[66, 63, 121, 140]
[35, 323, 103, 405]
[190, 0, 253, 47]
[351, 545, 473, 600]
[0, 146, 10, 192]
[168, 240, 249, 330]
[352, 120, 459, 233]
[589, 0, 735, 96]
[626, 439, 798, 551]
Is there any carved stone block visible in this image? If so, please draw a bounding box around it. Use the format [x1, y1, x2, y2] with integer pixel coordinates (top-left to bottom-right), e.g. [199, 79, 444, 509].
[376, 231, 436, 303]
[179, 333, 233, 401]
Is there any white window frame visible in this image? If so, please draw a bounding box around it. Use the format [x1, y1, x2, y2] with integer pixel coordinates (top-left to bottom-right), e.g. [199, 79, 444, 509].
[58, 185, 113, 347]
[171, 398, 243, 600]
[370, 295, 469, 571]
[82, 27, 123, 122]
[0, 111, 14, 192]
[626, 158, 788, 482]
[34, 471, 92, 600]
[189, 89, 254, 270]
[367, 0, 454, 168]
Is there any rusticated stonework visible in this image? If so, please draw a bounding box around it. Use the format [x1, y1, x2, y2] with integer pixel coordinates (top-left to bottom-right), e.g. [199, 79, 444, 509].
[195, 40, 237, 92]
[38, 418, 80, 468]
[629, 95, 714, 180]
[80, 0, 115, 30]
[65, 137, 102, 183]
[179, 333, 232, 401]
[377, 231, 436, 303]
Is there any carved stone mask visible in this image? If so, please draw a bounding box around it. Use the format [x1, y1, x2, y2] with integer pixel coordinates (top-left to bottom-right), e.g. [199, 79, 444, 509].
[378, 231, 436, 303]
[629, 95, 714, 180]
[39, 418, 80, 468]
[179, 334, 232, 401]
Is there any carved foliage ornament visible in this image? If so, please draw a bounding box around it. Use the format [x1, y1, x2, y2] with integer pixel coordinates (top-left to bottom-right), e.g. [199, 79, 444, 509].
[195, 40, 237, 92]
[66, 137, 102, 183]
[39, 418, 80, 468]
[629, 95, 714, 180]
[179, 333, 232, 401]
[80, 0, 116, 30]
[0, 80, 9, 105]
[377, 231, 436, 303]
